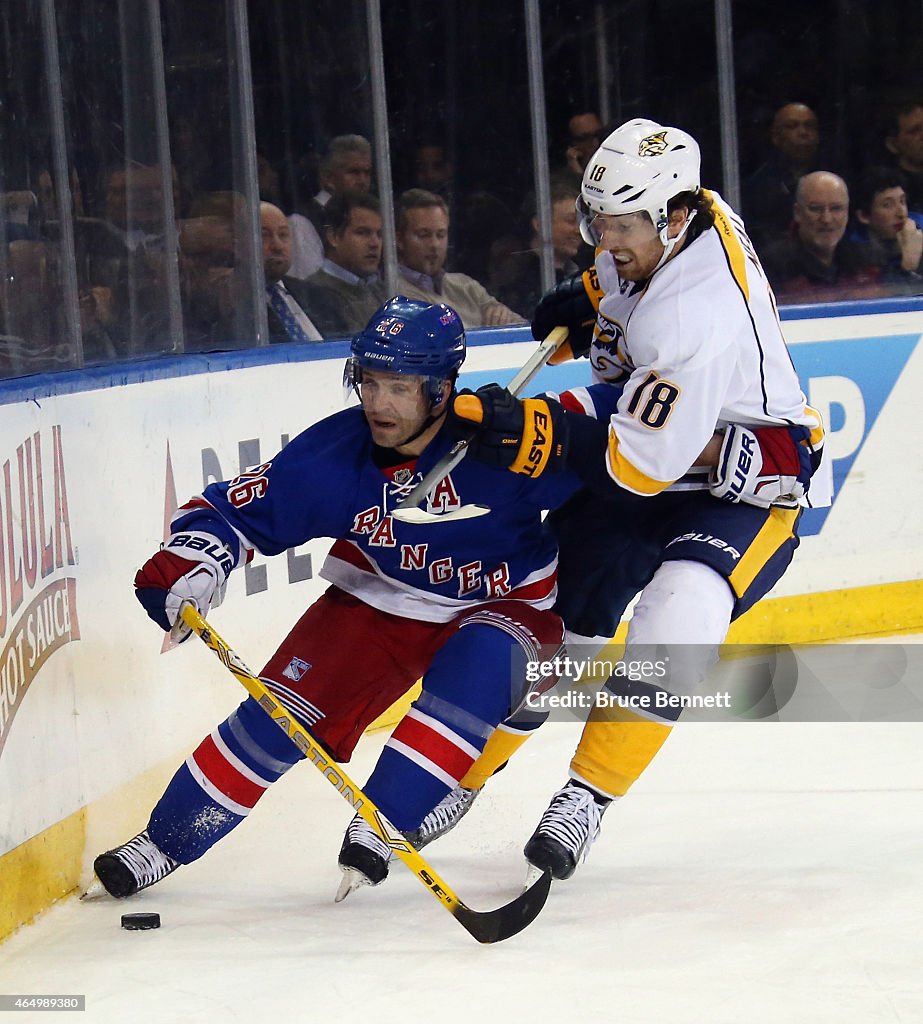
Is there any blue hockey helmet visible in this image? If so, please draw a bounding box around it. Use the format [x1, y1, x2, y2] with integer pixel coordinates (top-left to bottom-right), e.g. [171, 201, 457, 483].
[345, 296, 466, 406]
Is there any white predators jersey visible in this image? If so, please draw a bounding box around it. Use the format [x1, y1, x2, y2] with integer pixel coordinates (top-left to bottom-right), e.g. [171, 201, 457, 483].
[589, 190, 825, 496]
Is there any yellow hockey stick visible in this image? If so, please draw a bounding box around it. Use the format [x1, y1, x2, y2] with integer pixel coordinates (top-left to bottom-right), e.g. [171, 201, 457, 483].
[179, 603, 550, 944]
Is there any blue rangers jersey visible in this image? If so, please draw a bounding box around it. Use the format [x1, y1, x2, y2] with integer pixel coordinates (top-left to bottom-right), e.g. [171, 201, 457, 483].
[169, 406, 588, 623]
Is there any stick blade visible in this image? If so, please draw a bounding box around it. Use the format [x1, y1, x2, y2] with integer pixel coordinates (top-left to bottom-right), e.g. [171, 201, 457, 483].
[451, 868, 552, 944]
[391, 504, 491, 525]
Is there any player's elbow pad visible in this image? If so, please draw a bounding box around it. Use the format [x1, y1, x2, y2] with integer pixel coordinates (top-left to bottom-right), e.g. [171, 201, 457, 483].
[563, 411, 648, 506]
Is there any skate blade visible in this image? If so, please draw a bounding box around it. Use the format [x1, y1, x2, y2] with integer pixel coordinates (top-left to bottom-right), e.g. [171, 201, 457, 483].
[334, 866, 372, 904]
[79, 879, 109, 901]
[523, 860, 548, 893]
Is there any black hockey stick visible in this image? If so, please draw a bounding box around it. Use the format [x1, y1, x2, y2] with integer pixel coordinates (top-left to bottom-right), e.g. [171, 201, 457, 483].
[391, 326, 569, 524]
[179, 603, 551, 944]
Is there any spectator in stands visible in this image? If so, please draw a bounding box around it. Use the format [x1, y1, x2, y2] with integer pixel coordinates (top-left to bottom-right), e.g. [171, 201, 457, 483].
[68, 163, 181, 356]
[564, 112, 604, 176]
[409, 140, 453, 196]
[257, 154, 283, 206]
[741, 102, 822, 247]
[1, 169, 122, 366]
[401, 139, 515, 283]
[177, 195, 240, 350]
[301, 193, 387, 336]
[100, 163, 177, 253]
[288, 135, 373, 280]
[489, 177, 583, 317]
[848, 167, 923, 292]
[1, 190, 39, 242]
[883, 99, 923, 212]
[760, 171, 884, 304]
[170, 112, 212, 216]
[395, 189, 522, 328]
[261, 201, 336, 342]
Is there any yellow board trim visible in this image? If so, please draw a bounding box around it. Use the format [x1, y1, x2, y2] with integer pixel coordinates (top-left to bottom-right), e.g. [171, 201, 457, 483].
[0, 811, 86, 941]
[601, 578, 923, 648]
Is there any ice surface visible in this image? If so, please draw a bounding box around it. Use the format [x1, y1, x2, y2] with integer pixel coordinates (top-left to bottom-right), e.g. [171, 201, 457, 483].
[2, 650, 922, 1024]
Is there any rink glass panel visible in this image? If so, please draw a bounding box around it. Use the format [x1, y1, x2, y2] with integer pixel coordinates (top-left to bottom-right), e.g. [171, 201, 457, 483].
[4, 0, 923, 380]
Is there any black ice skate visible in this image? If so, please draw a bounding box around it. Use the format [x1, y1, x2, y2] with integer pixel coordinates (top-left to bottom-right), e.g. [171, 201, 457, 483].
[523, 782, 609, 880]
[335, 814, 393, 902]
[404, 785, 481, 850]
[92, 830, 180, 898]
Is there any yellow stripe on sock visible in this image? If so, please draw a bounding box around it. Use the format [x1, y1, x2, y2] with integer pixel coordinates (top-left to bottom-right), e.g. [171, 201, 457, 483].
[570, 706, 672, 798]
[461, 727, 534, 790]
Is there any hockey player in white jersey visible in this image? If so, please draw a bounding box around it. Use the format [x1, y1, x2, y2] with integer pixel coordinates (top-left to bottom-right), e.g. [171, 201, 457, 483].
[442, 118, 827, 880]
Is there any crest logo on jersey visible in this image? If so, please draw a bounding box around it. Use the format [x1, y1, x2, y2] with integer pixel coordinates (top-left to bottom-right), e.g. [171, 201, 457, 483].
[590, 316, 632, 385]
[593, 316, 626, 355]
[282, 656, 311, 682]
[393, 467, 414, 486]
[638, 131, 668, 157]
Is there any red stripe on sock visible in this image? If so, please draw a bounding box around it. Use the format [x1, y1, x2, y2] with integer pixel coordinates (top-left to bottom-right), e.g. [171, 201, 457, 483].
[191, 734, 267, 809]
[390, 715, 475, 782]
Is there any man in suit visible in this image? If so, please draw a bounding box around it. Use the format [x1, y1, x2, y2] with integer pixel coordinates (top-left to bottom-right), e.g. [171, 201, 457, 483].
[288, 134, 373, 280]
[302, 194, 389, 337]
[261, 201, 333, 343]
[395, 189, 522, 328]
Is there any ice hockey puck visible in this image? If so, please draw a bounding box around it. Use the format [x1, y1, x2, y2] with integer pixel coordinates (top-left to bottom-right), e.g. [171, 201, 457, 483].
[121, 912, 161, 931]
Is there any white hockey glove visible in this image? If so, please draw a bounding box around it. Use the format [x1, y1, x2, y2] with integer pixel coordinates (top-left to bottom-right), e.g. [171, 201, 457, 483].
[134, 531, 234, 641]
[709, 424, 811, 509]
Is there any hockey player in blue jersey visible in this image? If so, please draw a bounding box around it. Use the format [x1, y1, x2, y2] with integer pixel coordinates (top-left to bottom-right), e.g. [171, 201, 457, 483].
[91, 296, 582, 902]
[427, 118, 827, 882]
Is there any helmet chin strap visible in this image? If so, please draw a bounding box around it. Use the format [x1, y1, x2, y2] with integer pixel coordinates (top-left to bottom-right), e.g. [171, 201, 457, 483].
[653, 208, 697, 273]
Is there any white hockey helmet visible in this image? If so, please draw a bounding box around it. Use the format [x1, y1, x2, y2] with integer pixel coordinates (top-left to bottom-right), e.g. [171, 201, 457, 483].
[578, 118, 701, 246]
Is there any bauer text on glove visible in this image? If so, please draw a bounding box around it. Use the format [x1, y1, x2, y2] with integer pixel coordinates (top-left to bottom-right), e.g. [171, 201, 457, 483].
[709, 424, 814, 508]
[134, 531, 234, 638]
